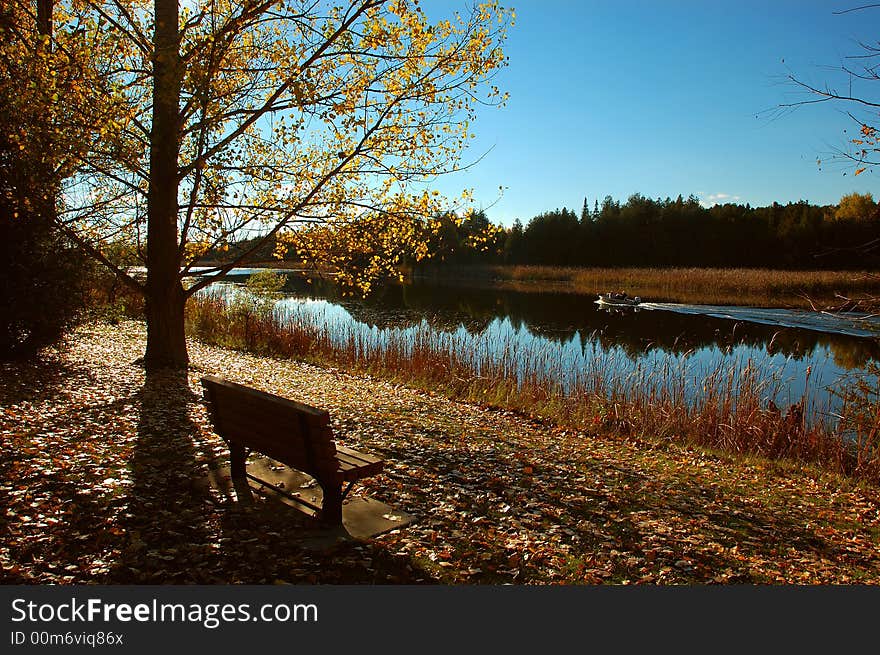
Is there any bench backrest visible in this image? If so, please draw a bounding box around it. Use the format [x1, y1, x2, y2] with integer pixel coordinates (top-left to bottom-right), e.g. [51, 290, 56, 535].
[200, 376, 339, 479]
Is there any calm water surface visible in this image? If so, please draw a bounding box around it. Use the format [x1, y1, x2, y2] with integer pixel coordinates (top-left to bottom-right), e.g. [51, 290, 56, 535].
[216, 270, 880, 421]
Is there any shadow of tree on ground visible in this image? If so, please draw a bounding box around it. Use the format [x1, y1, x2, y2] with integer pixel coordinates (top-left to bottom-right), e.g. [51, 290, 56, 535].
[110, 369, 215, 583]
[0, 354, 96, 408]
[107, 368, 432, 583]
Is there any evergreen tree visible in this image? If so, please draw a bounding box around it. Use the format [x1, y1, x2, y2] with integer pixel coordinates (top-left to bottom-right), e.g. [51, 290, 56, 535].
[503, 219, 524, 264]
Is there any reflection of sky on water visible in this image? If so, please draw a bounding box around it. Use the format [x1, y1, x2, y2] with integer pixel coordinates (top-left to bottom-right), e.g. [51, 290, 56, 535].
[202, 272, 880, 428]
[642, 303, 880, 339]
[268, 292, 867, 420]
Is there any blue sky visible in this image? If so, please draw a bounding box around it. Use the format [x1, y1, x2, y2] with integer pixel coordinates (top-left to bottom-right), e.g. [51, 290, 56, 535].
[433, 1, 880, 226]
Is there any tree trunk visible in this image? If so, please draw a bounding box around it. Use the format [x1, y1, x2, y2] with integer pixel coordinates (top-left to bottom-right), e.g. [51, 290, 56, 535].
[36, 0, 53, 40]
[144, 281, 188, 369]
[144, 0, 185, 370]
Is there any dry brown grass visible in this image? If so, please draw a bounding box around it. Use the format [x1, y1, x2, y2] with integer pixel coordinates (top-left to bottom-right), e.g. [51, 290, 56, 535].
[424, 265, 880, 308]
[186, 291, 880, 484]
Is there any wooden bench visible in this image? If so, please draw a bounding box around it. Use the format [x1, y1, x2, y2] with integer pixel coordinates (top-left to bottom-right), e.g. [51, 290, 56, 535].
[200, 376, 384, 524]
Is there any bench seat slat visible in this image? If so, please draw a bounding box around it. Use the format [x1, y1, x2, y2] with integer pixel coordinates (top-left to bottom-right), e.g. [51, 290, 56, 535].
[335, 446, 384, 480]
[336, 444, 383, 463]
[336, 445, 384, 467]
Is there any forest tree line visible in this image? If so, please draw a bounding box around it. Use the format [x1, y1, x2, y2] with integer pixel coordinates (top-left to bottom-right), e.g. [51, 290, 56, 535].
[423, 192, 880, 270]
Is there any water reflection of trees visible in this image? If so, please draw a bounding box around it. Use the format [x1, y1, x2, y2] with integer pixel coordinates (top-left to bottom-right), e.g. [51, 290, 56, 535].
[237, 273, 880, 369]
[828, 340, 876, 369]
[397, 283, 880, 368]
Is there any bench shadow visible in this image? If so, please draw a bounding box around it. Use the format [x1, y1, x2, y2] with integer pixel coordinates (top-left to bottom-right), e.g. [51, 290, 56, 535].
[188, 376, 433, 583]
[109, 371, 434, 584]
[2, 353, 437, 583]
[207, 459, 435, 583]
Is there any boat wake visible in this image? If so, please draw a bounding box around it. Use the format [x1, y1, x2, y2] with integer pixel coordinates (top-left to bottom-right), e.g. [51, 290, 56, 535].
[638, 303, 880, 339]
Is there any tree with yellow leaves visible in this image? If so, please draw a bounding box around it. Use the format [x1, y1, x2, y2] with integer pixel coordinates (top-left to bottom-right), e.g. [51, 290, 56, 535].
[1, 2, 132, 356]
[834, 192, 876, 222]
[24, 0, 512, 370]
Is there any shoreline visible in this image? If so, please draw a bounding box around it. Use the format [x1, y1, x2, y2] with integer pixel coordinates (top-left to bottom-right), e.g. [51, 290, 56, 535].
[197, 262, 880, 309]
[410, 265, 880, 310]
[2, 320, 880, 584]
[186, 290, 880, 485]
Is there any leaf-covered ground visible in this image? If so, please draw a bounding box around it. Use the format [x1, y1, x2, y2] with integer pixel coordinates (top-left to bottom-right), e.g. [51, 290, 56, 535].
[2, 321, 880, 584]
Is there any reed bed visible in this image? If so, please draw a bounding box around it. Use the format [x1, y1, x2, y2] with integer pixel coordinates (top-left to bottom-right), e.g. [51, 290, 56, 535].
[420, 265, 880, 309]
[185, 291, 880, 483]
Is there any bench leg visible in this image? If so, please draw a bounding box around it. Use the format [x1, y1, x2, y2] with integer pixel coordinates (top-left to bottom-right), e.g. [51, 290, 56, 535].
[320, 482, 343, 525]
[230, 441, 247, 480]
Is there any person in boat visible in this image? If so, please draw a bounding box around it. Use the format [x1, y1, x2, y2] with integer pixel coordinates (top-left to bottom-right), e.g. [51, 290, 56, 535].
[609, 292, 642, 303]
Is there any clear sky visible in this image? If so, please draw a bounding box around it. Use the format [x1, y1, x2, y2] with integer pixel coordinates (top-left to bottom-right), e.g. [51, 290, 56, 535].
[433, 0, 880, 226]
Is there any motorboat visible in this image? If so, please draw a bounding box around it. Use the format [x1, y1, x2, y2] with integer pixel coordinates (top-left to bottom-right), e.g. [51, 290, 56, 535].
[596, 292, 641, 307]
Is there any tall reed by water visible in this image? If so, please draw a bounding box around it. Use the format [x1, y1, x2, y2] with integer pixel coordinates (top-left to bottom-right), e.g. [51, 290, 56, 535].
[186, 290, 880, 483]
[418, 265, 880, 309]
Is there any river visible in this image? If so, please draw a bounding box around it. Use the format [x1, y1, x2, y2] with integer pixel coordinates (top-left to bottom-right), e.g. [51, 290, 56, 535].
[210, 269, 880, 424]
